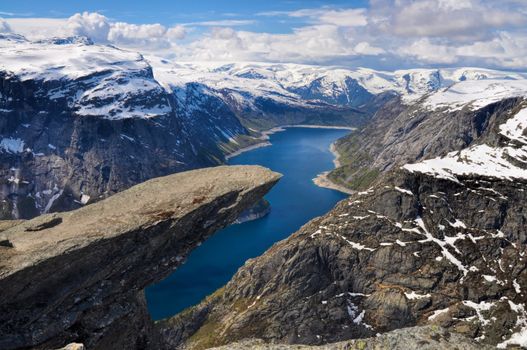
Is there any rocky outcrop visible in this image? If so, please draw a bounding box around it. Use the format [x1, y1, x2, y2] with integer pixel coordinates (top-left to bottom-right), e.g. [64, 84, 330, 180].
[0, 165, 281, 350]
[209, 326, 492, 350]
[234, 199, 271, 224]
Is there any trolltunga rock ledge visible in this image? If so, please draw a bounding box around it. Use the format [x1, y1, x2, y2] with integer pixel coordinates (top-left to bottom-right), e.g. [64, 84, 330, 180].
[0, 165, 281, 350]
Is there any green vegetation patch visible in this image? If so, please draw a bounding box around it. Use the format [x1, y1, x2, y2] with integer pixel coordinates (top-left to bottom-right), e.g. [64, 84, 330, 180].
[329, 166, 380, 191]
[327, 131, 381, 191]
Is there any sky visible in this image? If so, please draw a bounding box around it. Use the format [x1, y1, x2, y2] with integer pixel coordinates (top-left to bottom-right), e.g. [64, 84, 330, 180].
[1, 0, 527, 70]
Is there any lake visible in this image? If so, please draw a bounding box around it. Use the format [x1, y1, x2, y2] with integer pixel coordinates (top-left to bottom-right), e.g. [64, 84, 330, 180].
[146, 127, 350, 320]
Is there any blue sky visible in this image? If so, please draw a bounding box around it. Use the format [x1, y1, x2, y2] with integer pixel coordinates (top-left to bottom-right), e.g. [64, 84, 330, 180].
[1, 1, 526, 70]
[0, 0, 368, 32]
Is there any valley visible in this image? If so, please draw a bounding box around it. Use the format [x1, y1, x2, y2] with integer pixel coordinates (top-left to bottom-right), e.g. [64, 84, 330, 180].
[146, 127, 350, 320]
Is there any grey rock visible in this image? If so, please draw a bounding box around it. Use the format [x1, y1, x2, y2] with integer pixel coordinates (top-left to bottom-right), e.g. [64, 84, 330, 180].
[209, 326, 493, 350]
[0, 165, 281, 350]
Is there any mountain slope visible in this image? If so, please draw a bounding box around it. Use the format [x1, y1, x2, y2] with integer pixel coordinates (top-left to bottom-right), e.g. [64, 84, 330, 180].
[328, 78, 527, 190]
[159, 94, 527, 349]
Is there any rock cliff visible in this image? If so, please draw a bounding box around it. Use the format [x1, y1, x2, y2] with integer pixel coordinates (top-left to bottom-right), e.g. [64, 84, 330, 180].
[0, 35, 218, 219]
[0, 165, 281, 350]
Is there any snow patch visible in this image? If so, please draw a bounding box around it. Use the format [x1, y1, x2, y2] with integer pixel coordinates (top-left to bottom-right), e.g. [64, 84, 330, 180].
[404, 291, 431, 300]
[0, 138, 24, 153]
[428, 307, 450, 321]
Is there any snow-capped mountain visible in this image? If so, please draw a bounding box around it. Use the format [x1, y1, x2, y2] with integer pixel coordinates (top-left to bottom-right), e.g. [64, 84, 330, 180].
[0, 35, 249, 218]
[0, 34, 526, 219]
[0, 33, 172, 120]
[148, 60, 527, 108]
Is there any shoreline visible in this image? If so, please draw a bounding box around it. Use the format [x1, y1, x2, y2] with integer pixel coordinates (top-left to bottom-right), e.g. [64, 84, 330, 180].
[225, 126, 284, 160]
[313, 139, 355, 196]
[225, 124, 354, 161]
[313, 171, 354, 195]
[225, 141, 272, 160]
[329, 142, 341, 168]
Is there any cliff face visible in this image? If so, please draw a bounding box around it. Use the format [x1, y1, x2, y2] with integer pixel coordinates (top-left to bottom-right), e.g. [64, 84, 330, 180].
[161, 169, 527, 349]
[0, 38, 219, 220]
[328, 96, 525, 191]
[0, 165, 281, 350]
[161, 100, 527, 349]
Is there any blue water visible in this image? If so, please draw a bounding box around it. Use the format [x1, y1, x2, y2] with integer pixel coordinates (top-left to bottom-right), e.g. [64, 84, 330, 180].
[146, 127, 350, 320]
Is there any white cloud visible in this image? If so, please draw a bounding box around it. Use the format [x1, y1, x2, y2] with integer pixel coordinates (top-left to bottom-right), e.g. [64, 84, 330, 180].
[249, 2, 527, 68]
[437, 0, 473, 10]
[397, 39, 458, 64]
[166, 26, 186, 40]
[67, 12, 110, 42]
[287, 8, 368, 27]
[5, 12, 186, 51]
[181, 23, 384, 64]
[371, 0, 527, 41]
[397, 32, 527, 68]
[456, 32, 527, 68]
[354, 41, 385, 55]
[5, 18, 68, 39]
[2, 4, 527, 70]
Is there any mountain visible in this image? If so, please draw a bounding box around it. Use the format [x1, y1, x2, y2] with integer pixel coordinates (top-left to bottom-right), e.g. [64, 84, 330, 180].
[1, 33, 526, 222]
[0, 34, 209, 219]
[0, 35, 364, 219]
[147, 58, 375, 130]
[328, 78, 527, 190]
[159, 86, 527, 349]
[157, 61, 526, 106]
